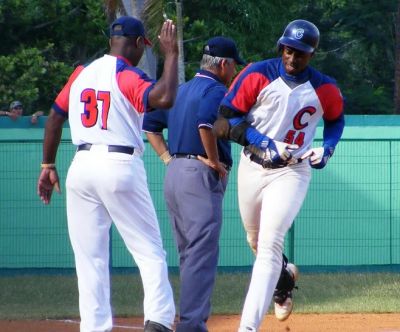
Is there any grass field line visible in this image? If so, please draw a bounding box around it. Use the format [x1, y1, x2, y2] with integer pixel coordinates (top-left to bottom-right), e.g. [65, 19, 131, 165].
[48, 319, 142, 330]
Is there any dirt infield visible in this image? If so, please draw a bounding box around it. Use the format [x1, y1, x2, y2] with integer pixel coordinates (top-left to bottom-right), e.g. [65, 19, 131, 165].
[1, 314, 400, 332]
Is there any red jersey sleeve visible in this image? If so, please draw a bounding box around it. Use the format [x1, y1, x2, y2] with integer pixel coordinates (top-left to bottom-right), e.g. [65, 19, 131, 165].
[117, 69, 154, 114]
[316, 83, 344, 121]
[221, 64, 270, 114]
[53, 65, 85, 115]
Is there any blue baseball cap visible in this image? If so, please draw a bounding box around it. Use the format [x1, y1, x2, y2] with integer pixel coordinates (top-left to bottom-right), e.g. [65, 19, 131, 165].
[110, 16, 152, 46]
[10, 100, 23, 109]
[203, 36, 246, 65]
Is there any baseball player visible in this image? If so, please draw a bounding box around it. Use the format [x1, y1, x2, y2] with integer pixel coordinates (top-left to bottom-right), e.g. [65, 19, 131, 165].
[143, 37, 245, 332]
[214, 19, 345, 331]
[37, 16, 178, 332]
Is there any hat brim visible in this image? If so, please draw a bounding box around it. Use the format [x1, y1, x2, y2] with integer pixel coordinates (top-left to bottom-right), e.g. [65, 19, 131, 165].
[278, 37, 315, 53]
[110, 31, 152, 46]
[234, 56, 246, 66]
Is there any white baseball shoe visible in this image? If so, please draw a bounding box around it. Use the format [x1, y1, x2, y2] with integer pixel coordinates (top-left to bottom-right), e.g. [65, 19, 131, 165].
[274, 263, 299, 321]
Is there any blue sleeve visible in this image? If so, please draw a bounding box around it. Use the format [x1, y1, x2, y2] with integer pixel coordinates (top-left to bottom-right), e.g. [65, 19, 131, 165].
[197, 85, 226, 127]
[246, 126, 269, 147]
[228, 116, 269, 148]
[52, 103, 69, 118]
[142, 109, 168, 133]
[323, 113, 345, 148]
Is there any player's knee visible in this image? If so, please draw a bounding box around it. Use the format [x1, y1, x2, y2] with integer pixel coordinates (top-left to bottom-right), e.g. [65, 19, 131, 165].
[258, 229, 285, 250]
[256, 232, 284, 264]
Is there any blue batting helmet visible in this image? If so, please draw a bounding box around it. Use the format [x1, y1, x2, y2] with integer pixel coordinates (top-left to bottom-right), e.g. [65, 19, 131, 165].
[277, 19, 320, 53]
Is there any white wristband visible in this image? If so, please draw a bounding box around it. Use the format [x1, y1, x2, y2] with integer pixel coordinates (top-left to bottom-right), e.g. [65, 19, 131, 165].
[160, 151, 172, 165]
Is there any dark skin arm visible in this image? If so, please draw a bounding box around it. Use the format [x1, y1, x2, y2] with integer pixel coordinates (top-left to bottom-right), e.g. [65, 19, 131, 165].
[148, 20, 179, 110]
[37, 109, 66, 204]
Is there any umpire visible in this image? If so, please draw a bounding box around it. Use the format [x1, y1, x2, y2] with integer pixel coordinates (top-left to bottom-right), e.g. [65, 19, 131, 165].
[143, 36, 245, 332]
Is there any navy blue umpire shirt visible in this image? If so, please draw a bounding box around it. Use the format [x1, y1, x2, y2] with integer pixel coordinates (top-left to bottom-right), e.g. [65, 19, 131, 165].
[143, 69, 233, 167]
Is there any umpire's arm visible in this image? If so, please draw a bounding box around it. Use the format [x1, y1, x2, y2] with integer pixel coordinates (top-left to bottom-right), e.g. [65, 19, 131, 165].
[143, 108, 171, 165]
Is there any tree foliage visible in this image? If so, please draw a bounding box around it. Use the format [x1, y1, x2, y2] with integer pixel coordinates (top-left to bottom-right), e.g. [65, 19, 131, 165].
[0, 0, 396, 114]
[179, 0, 293, 78]
[294, 0, 396, 114]
[177, 0, 396, 114]
[0, 0, 108, 113]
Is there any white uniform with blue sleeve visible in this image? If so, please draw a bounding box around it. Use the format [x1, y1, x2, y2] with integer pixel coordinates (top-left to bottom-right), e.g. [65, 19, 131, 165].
[220, 57, 344, 331]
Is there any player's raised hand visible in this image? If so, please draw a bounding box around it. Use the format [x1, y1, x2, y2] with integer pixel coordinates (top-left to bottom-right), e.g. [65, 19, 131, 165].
[158, 19, 178, 57]
[37, 168, 61, 204]
[301, 145, 334, 169]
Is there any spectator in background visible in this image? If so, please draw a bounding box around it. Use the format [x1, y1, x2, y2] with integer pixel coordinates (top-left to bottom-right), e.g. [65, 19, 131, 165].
[0, 100, 44, 124]
[30, 110, 44, 124]
[0, 100, 24, 120]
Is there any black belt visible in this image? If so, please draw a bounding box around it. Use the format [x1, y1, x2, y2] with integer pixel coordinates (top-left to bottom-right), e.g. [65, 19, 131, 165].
[172, 153, 231, 171]
[245, 149, 301, 169]
[249, 153, 269, 167]
[77, 144, 134, 155]
[173, 153, 200, 160]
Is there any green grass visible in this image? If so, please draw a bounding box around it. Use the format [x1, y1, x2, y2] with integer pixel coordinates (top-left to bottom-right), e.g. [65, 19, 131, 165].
[1, 271, 399, 319]
[296, 273, 400, 313]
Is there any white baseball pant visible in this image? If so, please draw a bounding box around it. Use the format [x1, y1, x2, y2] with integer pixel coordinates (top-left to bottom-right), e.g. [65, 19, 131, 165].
[66, 145, 175, 332]
[237, 151, 311, 331]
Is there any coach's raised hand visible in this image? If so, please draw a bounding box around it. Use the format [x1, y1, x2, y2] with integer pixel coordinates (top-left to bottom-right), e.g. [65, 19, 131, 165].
[148, 20, 178, 110]
[158, 19, 178, 57]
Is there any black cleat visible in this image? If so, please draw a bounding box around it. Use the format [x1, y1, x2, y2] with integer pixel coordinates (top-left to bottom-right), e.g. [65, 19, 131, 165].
[274, 263, 299, 321]
[144, 320, 173, 332]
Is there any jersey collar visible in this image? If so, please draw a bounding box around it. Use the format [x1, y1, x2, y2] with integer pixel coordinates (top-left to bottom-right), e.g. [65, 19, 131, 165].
[115, 55, 133, 66]
[279, 60, 310, 83]
[195, 69, 223, 84]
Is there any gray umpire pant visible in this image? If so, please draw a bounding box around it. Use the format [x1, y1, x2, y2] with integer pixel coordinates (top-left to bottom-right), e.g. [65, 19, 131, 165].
[164, 157, 228, 332]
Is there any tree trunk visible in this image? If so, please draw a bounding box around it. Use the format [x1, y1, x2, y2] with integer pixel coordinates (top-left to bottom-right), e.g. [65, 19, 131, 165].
[129, 0, 158, 79]
[104, 0, 125, 23]
[176, 0, 185, 84]
[395, 0, 400, 114]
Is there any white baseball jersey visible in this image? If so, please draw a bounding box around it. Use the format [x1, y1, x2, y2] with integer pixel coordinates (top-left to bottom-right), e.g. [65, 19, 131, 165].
[52, 54, 176, 331]
[220, 58, 344, 332]
[221, 58, 344, 158]
[54, 54, 156, 155]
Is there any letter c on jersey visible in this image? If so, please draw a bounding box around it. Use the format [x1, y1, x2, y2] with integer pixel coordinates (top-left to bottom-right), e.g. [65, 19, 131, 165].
[293, 106, 316, 130]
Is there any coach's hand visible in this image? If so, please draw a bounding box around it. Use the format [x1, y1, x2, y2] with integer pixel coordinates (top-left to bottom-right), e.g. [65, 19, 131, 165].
[158, 19, 178, 57]
[149, 20, 179, 110]
[37, 167, 61, 204]
[301, 145, 334, 169]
